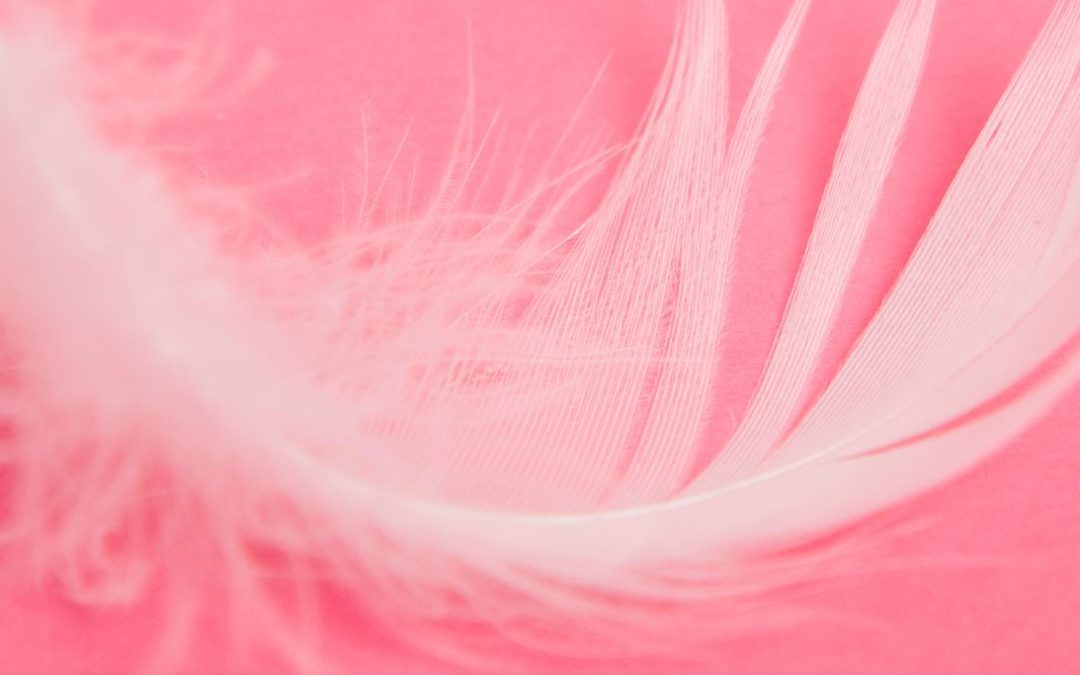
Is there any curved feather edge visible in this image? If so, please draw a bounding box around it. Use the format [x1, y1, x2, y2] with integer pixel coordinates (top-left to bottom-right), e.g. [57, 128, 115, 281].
[0, 0, 1079, 671]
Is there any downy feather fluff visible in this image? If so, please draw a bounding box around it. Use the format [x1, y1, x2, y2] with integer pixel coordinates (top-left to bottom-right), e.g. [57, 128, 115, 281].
[1, 0, 1079, 671]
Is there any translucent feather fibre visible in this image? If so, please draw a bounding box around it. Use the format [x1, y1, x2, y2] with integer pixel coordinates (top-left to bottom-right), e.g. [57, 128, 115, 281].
[1, 0, 1079, 671]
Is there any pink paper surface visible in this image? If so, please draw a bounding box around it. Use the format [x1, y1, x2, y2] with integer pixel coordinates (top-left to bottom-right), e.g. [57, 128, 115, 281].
[2, 1, 1079, 672]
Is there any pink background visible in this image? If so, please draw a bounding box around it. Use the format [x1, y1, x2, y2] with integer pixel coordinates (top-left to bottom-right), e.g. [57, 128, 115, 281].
[3, 0, 1079, 672]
